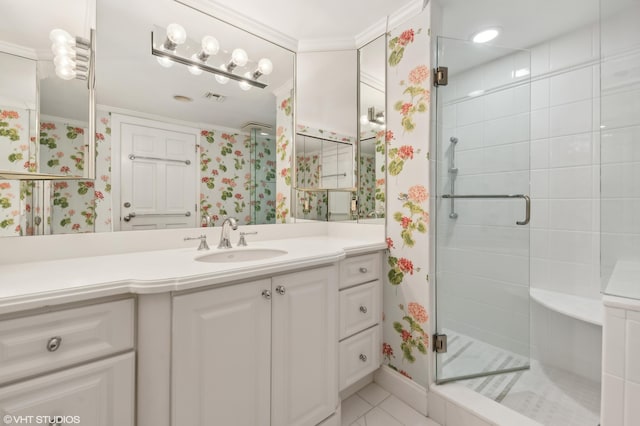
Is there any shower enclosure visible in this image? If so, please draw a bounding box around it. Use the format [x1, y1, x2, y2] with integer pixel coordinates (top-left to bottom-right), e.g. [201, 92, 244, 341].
[434, 37, 532, 383]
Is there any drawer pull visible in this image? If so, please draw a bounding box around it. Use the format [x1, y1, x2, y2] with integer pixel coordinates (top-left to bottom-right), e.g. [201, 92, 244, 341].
[262, 290, 272, 300]
[46, 336, 62, 352]
[359, 353, 367, 362]
[276, 285, 286, 296]
[359, 305, 368, 314]
[359, 267, 368, 273]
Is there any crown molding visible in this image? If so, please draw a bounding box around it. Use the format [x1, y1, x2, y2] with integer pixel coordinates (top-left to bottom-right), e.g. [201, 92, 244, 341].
[297, 37, 357, 52]
[175, 0, 298, 52]
[175, 0, 427, 53]
[355, 0, 427, 48]
[360, 71, 384, 92]
[0, 40, 37, 60]
[388, 0, 429, 32]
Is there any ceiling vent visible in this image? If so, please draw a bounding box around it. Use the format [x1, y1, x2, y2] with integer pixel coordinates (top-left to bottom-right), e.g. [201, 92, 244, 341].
[203, 92, 226, 102]
[241, 122, 273, 134]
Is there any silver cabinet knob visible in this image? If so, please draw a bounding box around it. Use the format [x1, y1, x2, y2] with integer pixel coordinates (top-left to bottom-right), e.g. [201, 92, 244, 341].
[359, 354, 367, 362]
[262, 290, 272, 300]
[275, 285, 286, 296]
[47, 336, 62, 352]
[359, 306, 368, 314]
[359, 267, 368, 273]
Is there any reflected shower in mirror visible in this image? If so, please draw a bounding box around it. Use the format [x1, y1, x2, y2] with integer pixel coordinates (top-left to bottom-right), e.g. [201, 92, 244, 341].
[294, 131, 356, 222]
[358, 35, 386, 223]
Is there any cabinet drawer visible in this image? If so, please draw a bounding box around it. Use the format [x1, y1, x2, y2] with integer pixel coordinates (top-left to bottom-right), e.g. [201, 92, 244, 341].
[0, 299, 134, 384]
[0, 352, 135, 426]
[339, 325, 381, 390]
[339, 280, 381, 340]
[340, 253, 381, 289]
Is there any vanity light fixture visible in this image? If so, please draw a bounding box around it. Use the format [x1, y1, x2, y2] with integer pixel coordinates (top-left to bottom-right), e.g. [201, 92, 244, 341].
[472, 28, 500, 44]
[50, 29, 91, 80]
[151, 27, 271, 89]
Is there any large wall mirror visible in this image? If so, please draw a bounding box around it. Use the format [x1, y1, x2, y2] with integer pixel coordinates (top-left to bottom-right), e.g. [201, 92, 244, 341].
[0, 0, 295, 237]
[294, 50, 358, 221]
[357, 35, 386, 223]
[0, 0, 95, 180]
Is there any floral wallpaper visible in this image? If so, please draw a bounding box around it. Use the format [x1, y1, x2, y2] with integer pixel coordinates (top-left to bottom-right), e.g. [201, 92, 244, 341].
[39, 118, 88, 176]
[250, 133, 276, 224]
[358, 153, 376, 216]
[0, 106, 33, 236]
[382, 9, 432, 387]
[275, 86, 294, 223]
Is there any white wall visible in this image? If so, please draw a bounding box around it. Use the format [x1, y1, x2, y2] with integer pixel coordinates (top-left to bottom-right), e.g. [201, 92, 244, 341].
[296, 51, 357, 137]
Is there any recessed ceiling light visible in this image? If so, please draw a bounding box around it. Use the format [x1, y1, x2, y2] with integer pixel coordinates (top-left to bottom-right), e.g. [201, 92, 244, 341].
[472, 28, 500, 44]
[173, 95, 193, 102]
[513, 68, 530, 78]
[468, 90, 485, 97]
[260, 131, 268, 136]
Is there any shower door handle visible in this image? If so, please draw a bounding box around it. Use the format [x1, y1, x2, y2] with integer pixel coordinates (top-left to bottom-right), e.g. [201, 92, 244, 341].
[441, 194, 531, 225]
[516, 195, 530, 226]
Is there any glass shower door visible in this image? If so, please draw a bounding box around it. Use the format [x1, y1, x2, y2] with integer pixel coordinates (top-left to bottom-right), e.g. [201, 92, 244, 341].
[434, 36, 531, 383]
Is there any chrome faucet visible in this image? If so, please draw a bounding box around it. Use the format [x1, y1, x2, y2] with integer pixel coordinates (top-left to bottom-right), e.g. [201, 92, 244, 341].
[218, 217, 238, 249]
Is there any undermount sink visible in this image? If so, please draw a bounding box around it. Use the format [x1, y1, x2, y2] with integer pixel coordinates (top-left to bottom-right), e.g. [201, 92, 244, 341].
[196, 248, 288, 263]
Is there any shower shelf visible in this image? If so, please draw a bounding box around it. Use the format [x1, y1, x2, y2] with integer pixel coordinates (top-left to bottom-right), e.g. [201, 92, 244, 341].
[530, 288, 603, 326]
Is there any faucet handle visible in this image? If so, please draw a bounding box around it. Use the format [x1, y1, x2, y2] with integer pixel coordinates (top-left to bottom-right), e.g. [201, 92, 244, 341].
[237, 231, 258, 247]
[184, 234, 209, 251]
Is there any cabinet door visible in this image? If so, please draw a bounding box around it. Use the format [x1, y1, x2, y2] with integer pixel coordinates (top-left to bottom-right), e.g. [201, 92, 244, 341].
[172, 279, 271, 426]
[272, 266, 338, 426]
[0, 353, 134, 425]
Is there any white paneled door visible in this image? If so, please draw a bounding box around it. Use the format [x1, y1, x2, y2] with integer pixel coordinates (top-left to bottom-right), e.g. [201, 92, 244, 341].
[119, 119, 197, 231]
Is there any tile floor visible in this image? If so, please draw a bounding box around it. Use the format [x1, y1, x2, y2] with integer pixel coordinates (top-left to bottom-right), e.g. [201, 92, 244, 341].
[341, 382, 441, 426]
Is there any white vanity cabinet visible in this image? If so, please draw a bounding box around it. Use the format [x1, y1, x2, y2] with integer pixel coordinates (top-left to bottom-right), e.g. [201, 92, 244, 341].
[0, 299, 136, 425]
[338, 252, 383, 390]
[172, 265, 339, 426]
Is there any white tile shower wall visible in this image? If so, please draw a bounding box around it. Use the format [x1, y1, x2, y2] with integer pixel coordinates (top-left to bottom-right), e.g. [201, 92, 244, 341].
[602, 296, 640, 426]
[528, 23, 601, 300]
[599, 2, 640, 287]
[437, 22, 603, 361]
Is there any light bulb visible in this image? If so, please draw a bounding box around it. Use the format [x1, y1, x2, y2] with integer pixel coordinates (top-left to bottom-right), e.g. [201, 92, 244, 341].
[239, 72, 252, 91]
[55, 66, 76, 80]
[189, 66, 203, 75]
[54, 55, 75, 69]
[215, 64, 229, 84]
[166, 23, 187, 45]
[157, 56, 173, 68]
[231, 48, 248, 67]
[52, 42, 75, 57]
[257, 58, 273, 75]
[49, 29, 74, 45]
[201, 36, 219, 55]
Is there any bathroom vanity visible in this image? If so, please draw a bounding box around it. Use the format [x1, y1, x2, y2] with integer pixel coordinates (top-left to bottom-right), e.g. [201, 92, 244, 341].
[0, 234, 384, 426]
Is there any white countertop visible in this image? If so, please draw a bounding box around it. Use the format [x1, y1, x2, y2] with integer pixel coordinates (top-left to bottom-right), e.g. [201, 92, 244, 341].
[0, 236, 385, 315]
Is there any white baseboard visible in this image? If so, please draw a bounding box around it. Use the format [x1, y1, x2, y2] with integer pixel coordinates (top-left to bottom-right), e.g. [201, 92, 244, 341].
[373, 365, 428, 416]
